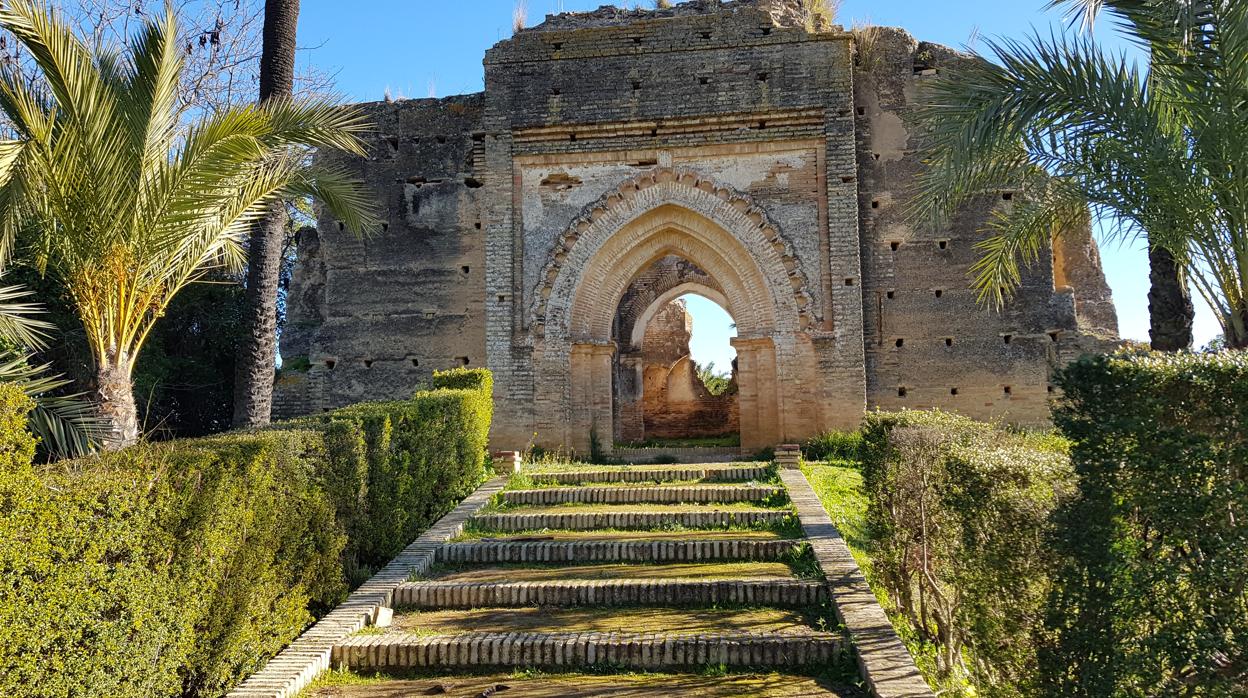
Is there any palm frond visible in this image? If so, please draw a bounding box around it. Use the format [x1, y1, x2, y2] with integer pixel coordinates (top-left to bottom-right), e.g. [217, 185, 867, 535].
[0, 352, 102, 459]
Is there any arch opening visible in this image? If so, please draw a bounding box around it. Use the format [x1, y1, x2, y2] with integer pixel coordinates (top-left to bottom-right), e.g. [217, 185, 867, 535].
[612, 257, 740, 446]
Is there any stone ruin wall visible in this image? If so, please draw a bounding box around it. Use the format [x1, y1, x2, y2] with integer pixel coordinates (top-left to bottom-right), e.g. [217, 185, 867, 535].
[636, 299, 740, 441]
[276, 0, 1118, 449]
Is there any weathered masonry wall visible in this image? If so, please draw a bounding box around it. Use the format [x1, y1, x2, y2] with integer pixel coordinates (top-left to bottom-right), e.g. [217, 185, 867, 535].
[277, 0, 1118, 447]
[275, 95, 489, 416]
[852, 28, 1118, 422]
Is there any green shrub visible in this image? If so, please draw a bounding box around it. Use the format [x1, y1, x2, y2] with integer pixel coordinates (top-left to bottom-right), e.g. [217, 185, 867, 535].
[861, 409, 1074, 697]
[0, 370, 495, 698]
[289, 368, 493, 580]
[0, 382, 36, 470]
[802, 428, 864, 462]
[1043, 352, 1248, 697]
[0, 430, 344, 698]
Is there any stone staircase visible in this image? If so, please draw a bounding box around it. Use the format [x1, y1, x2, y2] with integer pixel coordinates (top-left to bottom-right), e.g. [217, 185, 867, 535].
[240, 462, 933, 698]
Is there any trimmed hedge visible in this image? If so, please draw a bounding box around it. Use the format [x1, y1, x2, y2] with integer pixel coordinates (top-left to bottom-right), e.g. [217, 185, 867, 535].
[0, 369, 493, 698]
[1044, 352, 1248, 697]
[861, 409, 1073, 697]
[288, 367, 493, 580]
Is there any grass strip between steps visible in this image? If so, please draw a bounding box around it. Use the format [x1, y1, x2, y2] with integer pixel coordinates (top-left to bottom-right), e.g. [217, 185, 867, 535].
[305, 666, 866, 697]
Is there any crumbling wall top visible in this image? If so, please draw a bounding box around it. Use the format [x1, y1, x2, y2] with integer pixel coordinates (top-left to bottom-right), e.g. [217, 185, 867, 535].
[528, 0, 816, 32]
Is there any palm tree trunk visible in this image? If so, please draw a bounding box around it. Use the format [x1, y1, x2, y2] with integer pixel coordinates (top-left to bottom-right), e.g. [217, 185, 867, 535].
[97, 350, 138, 449]
[1147, 245, 1194, 352]
[233, 0, 300, 428]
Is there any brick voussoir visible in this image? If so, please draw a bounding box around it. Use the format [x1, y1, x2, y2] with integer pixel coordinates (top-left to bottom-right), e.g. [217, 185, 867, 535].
[500, 484, 784, 506]
[469, 508, 792, 532]
[332, 631, 842, 670]
[437, 538, 802, 564]
[392, 578, 827, 608]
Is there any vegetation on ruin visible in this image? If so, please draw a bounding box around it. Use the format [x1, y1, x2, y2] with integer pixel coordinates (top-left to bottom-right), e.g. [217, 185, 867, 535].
[916, 0, 1248, 349]
[0, 1, 375, 449]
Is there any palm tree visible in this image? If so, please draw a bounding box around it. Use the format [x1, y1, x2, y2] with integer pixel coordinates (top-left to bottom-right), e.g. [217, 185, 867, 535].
[914, 0, 1248, 349]
[0, 1, 375, 449]
[234, 0, 302, 429]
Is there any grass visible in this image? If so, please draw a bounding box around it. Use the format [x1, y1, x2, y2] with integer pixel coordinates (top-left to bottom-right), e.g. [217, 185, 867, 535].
[455, 517, 803, 541]
[409, 560, 807, 584]
[303, 667, 867, 697]
[800, 460, 872, 568]
[387, 605, 818, 636]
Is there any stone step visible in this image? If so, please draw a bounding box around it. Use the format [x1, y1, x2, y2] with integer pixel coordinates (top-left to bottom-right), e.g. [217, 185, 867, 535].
[500, 484, 783, 506]
[436, 538, 804, 564]
[393, 578, 827, 609]
[301, 671, 858, 697]
[470, 508, 793, 532]
[527, 464, 771, 485]
[425, 561, 801, 584]
[332, 630, 843, 671]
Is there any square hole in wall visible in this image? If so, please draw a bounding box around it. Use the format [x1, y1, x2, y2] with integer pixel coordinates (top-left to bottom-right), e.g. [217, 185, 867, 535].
[631, 80, 641, 91]
[699, 76, 710, 85]
[889, 241, 900, 251]
[1004, 385, 1013, 396]
[856, 106, 866, 116]
[460, 265, 470, 274]
[871, 200, 880, 209]
[938, 240, 948, 250]
[1002, 191, 1014, 201]
[898, 386, 907, 398]
[700, 31, 711, 39]
[551, 87, 561, 96]
[1003, 334, 1013, 345]
[1047, 384, 1056, 394]
[456, 356, 471, 366]
[1049, 331, 1061, 342]
[757, 72, 769, 82]
[475, 222, 482, 230]
[895, 338, 904, 348]
[497, 294, 508, 303]
[362, 359, 373, 369]
[325, 359, 336, 370]
[950, 387, 959, 396]
[409, 357, 420, 367]
[944, 337, 954, 347]
[886, 290, 895, 299]
[844, 277, 855, 286]
[553, 42, 562, 50]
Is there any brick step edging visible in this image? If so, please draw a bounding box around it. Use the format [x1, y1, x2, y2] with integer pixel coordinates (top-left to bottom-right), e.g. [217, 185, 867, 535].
[501, 485, 783, 506]
[393, 578, 827, 608]
[437, 538, 803, 564]
[333, 631, 843, 670]
[470, 509, 792, 532]
[529, 466, 771, 485]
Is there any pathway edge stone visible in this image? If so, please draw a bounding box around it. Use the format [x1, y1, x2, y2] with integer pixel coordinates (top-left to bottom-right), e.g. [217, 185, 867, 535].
[225, 476, 507, 698]
[780, 468, 936, 698]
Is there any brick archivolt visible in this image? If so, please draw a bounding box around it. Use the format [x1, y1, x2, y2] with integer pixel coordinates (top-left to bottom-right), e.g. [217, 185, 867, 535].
[531, 167, 816, 343]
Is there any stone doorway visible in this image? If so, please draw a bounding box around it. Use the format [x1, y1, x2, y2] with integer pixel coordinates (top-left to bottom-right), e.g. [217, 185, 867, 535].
[530, 169, 826, 455]
[613, 266, 740, 447]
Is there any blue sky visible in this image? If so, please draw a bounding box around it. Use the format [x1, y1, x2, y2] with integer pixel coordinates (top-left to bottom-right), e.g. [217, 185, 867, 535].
[298, 0, 1223, 370]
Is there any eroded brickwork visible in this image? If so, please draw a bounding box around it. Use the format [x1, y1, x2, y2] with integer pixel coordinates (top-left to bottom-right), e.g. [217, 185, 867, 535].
[278, 0, 1118, 450]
